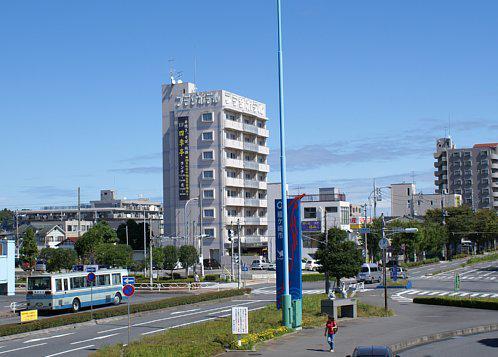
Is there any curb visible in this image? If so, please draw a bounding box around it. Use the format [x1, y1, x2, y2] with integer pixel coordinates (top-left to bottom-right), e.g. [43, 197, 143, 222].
[390, 323, 498, 352]
[0, 293, 250, 343]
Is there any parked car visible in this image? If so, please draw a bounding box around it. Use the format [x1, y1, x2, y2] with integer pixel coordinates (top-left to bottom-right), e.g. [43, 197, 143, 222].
[301, 259, 308, 270]
[305, 259, 322, 271]
[389, 266, 407, 280]
[357, 263, 382, 283]
[203, 258, 221, 270]
[35, 260, 46, 272]
[347, 345, 399, 357]
[251, 258, 269, 270]
[267, 263, 276, 271]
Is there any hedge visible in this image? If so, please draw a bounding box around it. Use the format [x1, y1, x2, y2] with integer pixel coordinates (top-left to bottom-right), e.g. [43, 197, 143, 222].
[413, 296, 498, 310]
[462, 253, 498, 267]
[135, 274, 221, 284]
[400, 257, 439, 268]
[302, 274, 324, 282]
[0, 288, 250, 337]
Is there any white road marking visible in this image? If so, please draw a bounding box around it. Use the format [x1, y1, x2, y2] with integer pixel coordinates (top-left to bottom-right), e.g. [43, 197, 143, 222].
[0, 343, 47, 355]
[448, 292, 460, 296]
[479, 294, 490, 298]
[459, 293, 469, 297]
[437, 292, 450, 296]
[490, 277, 496, 280]
[490, 294, 498, 298]
[24, 332, 75, 344]
[470, 293, 480, 297]
[428, 291, 441, 296]
[171, 308, 200, 315]
[70, 333, 120, 345]
[44, 344, 95, 357]
[98, 301, 260, 334]
[417, 291, 431, 295]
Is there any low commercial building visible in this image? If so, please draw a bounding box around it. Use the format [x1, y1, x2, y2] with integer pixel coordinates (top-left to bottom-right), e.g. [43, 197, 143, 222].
[391, 182, 462, 217]
[18, 189, 163, 237]
[0, 239, 15, 295]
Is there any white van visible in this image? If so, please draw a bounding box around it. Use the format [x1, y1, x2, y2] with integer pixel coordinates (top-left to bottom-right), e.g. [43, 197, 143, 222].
[357, 263, 382, 283]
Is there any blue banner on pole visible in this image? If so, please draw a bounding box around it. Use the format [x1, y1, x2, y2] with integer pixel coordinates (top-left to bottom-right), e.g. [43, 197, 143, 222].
[275, 197, 303, 309]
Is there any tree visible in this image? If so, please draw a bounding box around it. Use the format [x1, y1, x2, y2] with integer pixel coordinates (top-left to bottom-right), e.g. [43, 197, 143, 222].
[116, 220, 150, 250]
[75, 221, 118, 263]
[178, 245, 198, 278]
[151, 247, 165, 269]
[20, 227, 38, 271]
[316, 228, 363, 285]
[0, 209, 14, 231]
[473, 209, 498, 252]
[163, 245, 178, 279]
[40, 248, 77, 272]
[95, 243, 133, 268]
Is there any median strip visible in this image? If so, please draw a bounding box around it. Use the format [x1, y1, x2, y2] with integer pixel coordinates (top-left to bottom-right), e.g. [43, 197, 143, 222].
[413, 296, 498, 310]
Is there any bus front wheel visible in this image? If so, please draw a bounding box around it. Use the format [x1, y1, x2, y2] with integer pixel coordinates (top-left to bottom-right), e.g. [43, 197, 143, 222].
[71, 298, 81, 313]
[113, 293, 122, 305]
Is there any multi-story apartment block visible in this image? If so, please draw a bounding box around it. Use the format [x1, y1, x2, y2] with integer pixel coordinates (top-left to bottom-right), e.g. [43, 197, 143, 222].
[162, 81, 269, 262]
[390, 182, 462, 217]
[434, 138, 498, 211]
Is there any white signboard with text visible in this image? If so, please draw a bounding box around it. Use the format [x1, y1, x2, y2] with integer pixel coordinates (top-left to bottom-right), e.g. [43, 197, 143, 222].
[231, 306, 249, 335]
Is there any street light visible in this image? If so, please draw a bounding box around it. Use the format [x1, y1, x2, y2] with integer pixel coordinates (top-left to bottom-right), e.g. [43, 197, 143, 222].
[196, 233, 209, 278]
[184, 198, 198, 245]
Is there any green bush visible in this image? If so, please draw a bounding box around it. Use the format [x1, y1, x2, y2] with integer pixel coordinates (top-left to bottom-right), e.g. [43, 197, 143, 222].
[0, 289, 250, 337]
[400, 258, 439, 268]
[462, 253, 498, 267]
[302, 273, 325, 282]
[451, 253, 469, 260]
[413, 296, 498, 310]
[204, 274, 218, 282]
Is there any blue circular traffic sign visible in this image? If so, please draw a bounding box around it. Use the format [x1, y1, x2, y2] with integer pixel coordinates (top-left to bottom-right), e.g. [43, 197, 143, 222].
[123, 284, 135, 297]
[86, 272, 96, 283]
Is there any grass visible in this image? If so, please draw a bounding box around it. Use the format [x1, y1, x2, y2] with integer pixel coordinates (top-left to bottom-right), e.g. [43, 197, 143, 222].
[0, 289, 250, 337]
[93, 294, 394, 357]
[414, 296, 498, 310]
[461, 253, 498, 267]
[399, 257, 439, 268]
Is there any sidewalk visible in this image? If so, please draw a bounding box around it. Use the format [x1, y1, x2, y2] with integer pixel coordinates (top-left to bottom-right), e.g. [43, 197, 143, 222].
[229, 298, 498, 356]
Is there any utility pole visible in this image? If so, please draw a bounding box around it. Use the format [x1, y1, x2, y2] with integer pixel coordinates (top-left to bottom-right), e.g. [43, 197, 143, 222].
[381, 214, 388, 312]
[198, 179, 203, 263]
[237, 219, 241, 289]
[149, 217, 153, 289]
[15, 210, 19, 256]
[363, 203, 368, 263]
[373, 179, 377, 219]
[77, 187, 81, 239]
[143, 207, 147, 277]
[125, 225, 129, 246]
[324, 210, 330, 295]
[410, 172, 416, 218]
[229, 222, 234, 282]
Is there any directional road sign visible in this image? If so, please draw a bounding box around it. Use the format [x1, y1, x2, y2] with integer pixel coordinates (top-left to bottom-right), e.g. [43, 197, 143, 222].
[123, 284, 135, 297]
[86, 272, 96, 283]
[359, 228, 370, 234]
[378, 238, 389, 250]
[122, 276, 135, 285]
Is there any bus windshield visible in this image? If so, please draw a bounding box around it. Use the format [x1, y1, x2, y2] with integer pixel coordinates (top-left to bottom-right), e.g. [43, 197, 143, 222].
[28, 277, 51, 290]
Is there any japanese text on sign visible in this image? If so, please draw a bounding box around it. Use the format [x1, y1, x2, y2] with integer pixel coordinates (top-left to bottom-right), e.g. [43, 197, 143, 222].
[177, 116, 190, 200]
[231, 306, 248, 334]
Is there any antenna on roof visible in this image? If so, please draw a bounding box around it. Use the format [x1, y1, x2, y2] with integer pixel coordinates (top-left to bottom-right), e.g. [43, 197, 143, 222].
[448, 113, 452, 138]
[169, 58, 176, 84]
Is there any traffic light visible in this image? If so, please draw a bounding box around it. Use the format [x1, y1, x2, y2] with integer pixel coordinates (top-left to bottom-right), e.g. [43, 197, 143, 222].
[227, 228, 233, 242]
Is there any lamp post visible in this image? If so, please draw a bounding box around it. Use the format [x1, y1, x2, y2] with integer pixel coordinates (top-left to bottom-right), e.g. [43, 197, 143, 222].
[276, 0, 292, 328]
[184, 198, 198, 246]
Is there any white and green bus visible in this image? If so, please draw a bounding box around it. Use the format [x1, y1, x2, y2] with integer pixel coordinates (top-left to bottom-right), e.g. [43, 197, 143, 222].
[26, 268, 129, 312]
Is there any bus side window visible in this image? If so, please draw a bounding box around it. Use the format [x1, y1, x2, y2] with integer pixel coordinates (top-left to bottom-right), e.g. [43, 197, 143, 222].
[64, 279, 69, 291]
[97, 274, 110, 286]
[55, 279, 63, 292]
[112, 273, 121, 285]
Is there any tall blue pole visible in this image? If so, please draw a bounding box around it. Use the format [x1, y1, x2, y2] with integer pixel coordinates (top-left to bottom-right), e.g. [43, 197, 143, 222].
[276, 0, 291, 328]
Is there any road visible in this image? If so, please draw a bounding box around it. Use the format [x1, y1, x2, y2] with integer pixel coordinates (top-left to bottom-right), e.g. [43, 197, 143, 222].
[401, 330, 498, 356]
[0, 283, 328, 357]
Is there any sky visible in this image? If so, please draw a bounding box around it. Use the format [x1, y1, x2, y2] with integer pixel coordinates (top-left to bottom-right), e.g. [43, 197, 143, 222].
[1, 0, 497, 213]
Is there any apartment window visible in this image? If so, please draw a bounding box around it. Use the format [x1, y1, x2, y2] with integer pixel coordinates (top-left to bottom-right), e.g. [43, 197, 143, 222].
[455, 180, 462, 186]
[304, 207, 317, 219]
[244, 155, 252, 161]
[203, 189, 215, 199]
[227, 209, 238, 217]
[258, 228, 267, 235]
[202, 151, 214, 160]
[407, 188, 411, 195]
[464, 151, 471, 157]
[341, 206, 350, 225]
[204, 228, 215, 238]
[452, 152, 460, 157]
[203, 170, 214, 179]
[257, 121, 264, 128]
[203, 208, 215, 218]
[482, 188, 490, 195]
[226, 170, 237, 178]
[245, 173, 252, 180]
[257, 156, 264, 163]
[227, 189, 239, 197]
[258, 192, 266, 199]
[326, 207, 338, 213]
[226, 132, 237, 140]
[258, 209, 266, 217]
[465, 179, 472, 186]
[481, 160, 488, 166]
[464, 170, 471, 176]
[464, 160, 472, 166]
[201, 112, 213, 122]
[226, 151, 238, 159]
[465, 198, 472, 204]
[481, 169, 489, 175]
[245, 209, 254, 217]
[482, 198, 490, 204]
[258, 174, 265, 181]
[481, 151, 488, 157]
[258, 139, 265, 146]
[202, 132, 213, 141]
[245, 191, 254, 198]
[226, 113, 237, 121]
[455, 189, 462, 194]
[430, 201, 434, 206]
[482, 178, 489, 185]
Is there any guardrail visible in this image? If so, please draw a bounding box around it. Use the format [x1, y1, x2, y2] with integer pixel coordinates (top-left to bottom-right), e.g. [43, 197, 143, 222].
[10, 301, 27, 313]
[135, 282, 233, 292]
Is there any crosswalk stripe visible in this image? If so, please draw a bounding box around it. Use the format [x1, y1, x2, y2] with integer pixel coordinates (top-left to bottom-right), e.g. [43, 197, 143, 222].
[448, 292, 460, 296]
[470, 293, 480, 297]
[418, 291, 431, 295]
[459, 293, 469, 297]
[428, 291, 441, 296]
[438, 292, 449, 296]
[491, 294, 498, 298]
[479, 293, 490, 298]
[405, 290, 420, 295]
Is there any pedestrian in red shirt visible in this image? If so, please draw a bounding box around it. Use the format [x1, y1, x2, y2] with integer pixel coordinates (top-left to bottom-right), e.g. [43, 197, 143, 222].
[324, 316, 338, 352]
